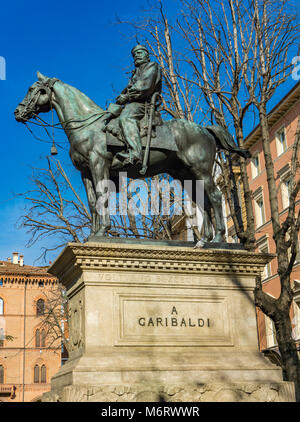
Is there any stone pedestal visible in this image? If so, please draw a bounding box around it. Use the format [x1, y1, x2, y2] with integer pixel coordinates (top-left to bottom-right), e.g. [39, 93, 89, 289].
[42, 242, 295, 402]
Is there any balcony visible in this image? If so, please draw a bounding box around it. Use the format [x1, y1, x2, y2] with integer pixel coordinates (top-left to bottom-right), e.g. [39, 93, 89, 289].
[0, 384, 16, 398]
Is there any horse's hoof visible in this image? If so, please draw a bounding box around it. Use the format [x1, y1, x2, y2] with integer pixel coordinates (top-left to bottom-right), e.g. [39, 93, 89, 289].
[94, 231, 106, 237]
[194, 239, 206, 248]
[212, 234, 225, 243]
[111, 156, 124, 170]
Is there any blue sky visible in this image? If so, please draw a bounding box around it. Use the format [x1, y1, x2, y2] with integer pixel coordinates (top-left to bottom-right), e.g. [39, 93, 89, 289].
[0, 0, 298, 265]
[0, 0, 161, 265]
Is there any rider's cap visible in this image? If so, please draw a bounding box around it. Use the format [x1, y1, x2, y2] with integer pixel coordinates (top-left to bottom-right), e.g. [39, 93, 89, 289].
[131, 44, 149, 56]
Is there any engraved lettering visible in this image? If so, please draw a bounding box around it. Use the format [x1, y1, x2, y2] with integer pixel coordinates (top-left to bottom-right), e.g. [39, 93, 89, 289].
[180, 318, 187, 327]
[171, 306, 178, 315]
[148, 317, 154, 326]
[171, 318, 178, 326]
[138, 317, 145, 326]
[188, 318, 196, 327]
[198, 318, 205, 327]
[137, 305, 212, 329]
[156, 318, 163, 326]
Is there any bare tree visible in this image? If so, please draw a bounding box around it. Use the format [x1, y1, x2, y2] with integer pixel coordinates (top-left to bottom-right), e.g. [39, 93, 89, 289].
[18, 158, 192, 263]
[119, 0, 300, 399]
[116, 2, 209, 124]
[38, 285, 70, 354]
[17, 157, 91, 262]
[119, 0, 259, 248]
[109, 174, 193, 240]
[249, 0, 300, 398]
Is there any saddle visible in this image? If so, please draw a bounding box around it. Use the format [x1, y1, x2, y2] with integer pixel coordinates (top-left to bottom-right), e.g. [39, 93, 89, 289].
[104, 108, 163, 143]
[103, 100, 163, 148]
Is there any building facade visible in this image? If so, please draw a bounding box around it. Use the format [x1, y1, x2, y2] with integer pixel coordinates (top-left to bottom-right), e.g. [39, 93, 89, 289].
[0, 252, 63, 402]
[242, 82, 300, 357]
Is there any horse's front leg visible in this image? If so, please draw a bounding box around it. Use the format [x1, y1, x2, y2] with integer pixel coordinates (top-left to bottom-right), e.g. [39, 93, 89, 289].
[80, 169, 100, 236]
[190, 168, 225, 245]
[202, 175, 225, 243]
[89, 151, 111, 237]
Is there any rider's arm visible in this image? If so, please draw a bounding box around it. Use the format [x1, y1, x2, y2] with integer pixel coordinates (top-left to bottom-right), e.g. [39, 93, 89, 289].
[127, 62, 160, 102]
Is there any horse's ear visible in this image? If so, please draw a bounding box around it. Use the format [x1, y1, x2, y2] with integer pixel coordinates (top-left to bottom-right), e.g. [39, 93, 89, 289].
[37, 71, 47, 81]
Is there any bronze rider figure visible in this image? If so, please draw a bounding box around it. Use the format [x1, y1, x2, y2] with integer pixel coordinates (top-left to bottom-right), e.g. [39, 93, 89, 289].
[110, 45, 162, 169]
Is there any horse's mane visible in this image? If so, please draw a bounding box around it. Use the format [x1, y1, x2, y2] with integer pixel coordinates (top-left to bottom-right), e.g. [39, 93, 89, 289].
[58, 79, 105, 116]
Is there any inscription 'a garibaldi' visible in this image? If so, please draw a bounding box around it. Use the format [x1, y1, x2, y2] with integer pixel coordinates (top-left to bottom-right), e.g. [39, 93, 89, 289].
[138, 306, 211, 328]
[138, 316, 211, 328]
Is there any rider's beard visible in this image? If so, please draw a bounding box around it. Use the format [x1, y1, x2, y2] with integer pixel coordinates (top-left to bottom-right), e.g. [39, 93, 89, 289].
[134, 57, 149, 67]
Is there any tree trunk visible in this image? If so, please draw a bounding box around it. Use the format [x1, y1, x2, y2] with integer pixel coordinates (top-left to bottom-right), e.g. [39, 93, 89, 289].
[257, 102, 300, 399]
[235, 127, 256, 250]
[274, 304, 300, 401]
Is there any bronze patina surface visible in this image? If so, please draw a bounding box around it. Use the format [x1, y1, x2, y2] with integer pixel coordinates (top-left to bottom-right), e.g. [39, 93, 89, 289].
[14, 48, 250, 245]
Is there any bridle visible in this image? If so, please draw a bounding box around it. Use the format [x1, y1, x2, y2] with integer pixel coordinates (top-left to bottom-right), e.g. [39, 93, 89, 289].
[21, 78, 61, 153]
[20, 78, 59, 116]
[21, 77, 106, 154]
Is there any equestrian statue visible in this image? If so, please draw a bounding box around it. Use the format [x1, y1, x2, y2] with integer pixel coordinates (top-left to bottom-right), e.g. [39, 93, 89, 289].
[14, 45, 250, 246]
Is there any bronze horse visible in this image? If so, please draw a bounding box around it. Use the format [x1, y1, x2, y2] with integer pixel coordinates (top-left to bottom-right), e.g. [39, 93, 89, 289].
[15, 72, 249, 245]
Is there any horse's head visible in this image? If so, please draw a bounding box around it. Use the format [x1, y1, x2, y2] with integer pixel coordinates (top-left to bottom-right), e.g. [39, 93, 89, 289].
[14, 72, 58, 123]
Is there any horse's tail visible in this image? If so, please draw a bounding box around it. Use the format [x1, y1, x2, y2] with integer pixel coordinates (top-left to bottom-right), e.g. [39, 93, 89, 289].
[206, 125, 251, 159]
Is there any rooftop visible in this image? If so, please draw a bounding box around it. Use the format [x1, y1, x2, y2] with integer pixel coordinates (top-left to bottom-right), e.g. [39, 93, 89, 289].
[0, 252, 56, 279]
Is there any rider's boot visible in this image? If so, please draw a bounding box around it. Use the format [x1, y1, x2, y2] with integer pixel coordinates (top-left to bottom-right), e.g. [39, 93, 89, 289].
[123, 150, 143, 168]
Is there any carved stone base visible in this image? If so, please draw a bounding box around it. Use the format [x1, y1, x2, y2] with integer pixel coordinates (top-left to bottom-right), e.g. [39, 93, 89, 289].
[43, 382, 295, 402]
[42, 242, 295, 402]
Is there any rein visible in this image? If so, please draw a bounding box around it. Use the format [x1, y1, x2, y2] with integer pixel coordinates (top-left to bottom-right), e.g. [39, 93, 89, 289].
[24, 78, 106, 154]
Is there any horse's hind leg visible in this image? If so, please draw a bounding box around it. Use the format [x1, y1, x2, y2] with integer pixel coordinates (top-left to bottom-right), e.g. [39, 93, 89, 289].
[189, 180, 214, 247]
[202, 192, 214, 242]
[191, 167, 225, 243]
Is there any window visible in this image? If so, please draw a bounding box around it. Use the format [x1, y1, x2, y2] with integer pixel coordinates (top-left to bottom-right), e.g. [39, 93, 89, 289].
[35, 329, 40, 348]
[296, 240, 300, 264]
[292, 301, 300, 341]
[251, 154, 260, 178]
[0, 298, 4, 348]
[281, 178, 291, 210]
[224, 200, 230, 220]
[257, 236, 271, 280]
[36, 299, 45, 316]
[36, 328, 46, 348]
[0, 325, 4, 347]
[34, 364, 46, 384]
[276, 127, 287, 156]
[253, 187, 266, 228]
[255, 196, 266, 227]
[260, 246, 271, 280]
[34, 365, 40, 383]
[0, 365, 4, 384]
[287, 239, 300, 264]
[41, 365, 46, 383]
[278, 164, 291, 211]
[41, 329, 46, 348]
[265, 315, 277, 348]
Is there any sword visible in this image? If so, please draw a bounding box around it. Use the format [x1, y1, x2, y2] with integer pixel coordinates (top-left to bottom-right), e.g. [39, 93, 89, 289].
[140, 92, 161, 176]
